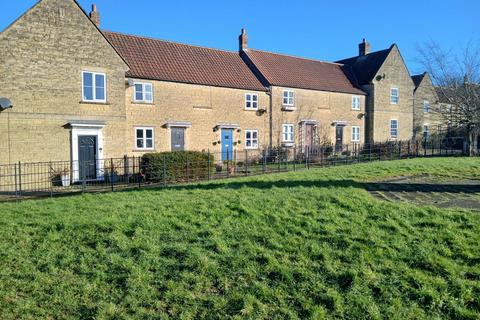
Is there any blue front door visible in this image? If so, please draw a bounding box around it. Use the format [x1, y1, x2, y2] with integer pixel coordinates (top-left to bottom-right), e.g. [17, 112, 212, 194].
[221, 129, 234, 161]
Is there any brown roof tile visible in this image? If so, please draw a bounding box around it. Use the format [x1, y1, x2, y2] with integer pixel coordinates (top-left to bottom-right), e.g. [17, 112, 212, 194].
[244, 49, 365, 95]
[104, 31, 266, 92]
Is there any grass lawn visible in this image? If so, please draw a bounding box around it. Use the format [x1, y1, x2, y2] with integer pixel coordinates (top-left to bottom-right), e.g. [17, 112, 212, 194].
[0, 157, 479, 319]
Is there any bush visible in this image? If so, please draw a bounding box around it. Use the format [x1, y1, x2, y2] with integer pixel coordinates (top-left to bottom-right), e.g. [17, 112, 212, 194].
[141, 151, 213, 183]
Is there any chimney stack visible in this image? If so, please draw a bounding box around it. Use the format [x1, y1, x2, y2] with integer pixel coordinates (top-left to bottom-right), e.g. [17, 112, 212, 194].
[89, 4, 100, 27]
[239, 28, 248, 51]
[359, 38, 371, 56]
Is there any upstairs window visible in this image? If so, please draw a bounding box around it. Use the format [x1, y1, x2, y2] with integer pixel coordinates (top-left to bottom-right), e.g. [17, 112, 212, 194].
[134, 82, 153, 103]
[245, 130, 259, 149]
[423, 100, 430, 113]
[352, 96, 361, 110]
[282, 124, 294, 142]
[390, 120, 398, 139]
[245, 93, 258, 110]
[283, 90, 295, 106]
[135, 127, 154, 150]
[351, 126, 360, 142]
[390, 88, 399, 104]
[83, 71, 106, 103]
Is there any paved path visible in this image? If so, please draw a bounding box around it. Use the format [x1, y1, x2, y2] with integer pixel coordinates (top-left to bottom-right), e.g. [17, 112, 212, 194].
[365, 176, 480, 211]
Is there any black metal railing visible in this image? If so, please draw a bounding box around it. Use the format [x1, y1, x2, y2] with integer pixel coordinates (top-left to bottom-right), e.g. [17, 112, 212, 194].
[0, 139, 471, 202]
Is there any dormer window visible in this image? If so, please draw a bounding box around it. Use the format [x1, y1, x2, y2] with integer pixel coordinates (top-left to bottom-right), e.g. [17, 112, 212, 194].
[82, 71, 106, 103]
[134, 82, 153, 103]
[390, 88, 399, 104]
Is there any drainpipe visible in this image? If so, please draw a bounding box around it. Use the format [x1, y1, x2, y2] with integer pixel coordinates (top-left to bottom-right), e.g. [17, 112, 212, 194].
[266, 87, 273, 150]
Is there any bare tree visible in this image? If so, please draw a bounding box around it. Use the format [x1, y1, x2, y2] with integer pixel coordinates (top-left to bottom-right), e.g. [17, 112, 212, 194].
[417, 40, 480, 155]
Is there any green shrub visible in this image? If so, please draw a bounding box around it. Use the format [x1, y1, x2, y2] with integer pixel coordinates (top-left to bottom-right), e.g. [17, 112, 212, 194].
[141, 151, 213, 182]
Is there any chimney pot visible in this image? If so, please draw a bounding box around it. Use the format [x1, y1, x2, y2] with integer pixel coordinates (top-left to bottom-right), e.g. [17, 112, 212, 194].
[89, 3, 100, 27]
[359, 38, 371, 56]
[239, 28, 248, 52]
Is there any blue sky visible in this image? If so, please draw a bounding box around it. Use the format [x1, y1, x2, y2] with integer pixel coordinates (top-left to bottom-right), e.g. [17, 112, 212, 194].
[1, 0, 478, 74]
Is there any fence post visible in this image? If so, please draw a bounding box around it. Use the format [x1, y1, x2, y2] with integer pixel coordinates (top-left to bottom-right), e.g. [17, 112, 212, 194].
[245, 149, 248, 176]
[278, 149, 281, 172]
[398, 141, 402, 160]
[207, 149, 211, 181]
[110, 158, 114, 192]
[14, 163, 18, 201]
[124, 155, 129, 186]
[138, 156, 142, 188]
[226, 148, 230, 178]
[293, 147, 297, 171]
[262, 149, 267, 174]
[186, 152, 189, 183]
[18, 161, 22, 199]
[305, 147, 309, 169]
[163, 154, 167, 187]
[369, 143, 372, 162]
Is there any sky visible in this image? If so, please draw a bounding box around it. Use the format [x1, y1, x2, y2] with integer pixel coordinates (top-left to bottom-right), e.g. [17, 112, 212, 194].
[1, 0, 478, 74]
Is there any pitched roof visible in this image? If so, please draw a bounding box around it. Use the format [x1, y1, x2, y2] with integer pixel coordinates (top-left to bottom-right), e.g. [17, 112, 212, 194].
[104, 31, 266, 91]
[243, 50, 365, 95]
[336, 47, 392, 85]
[411, 74, 425, 89]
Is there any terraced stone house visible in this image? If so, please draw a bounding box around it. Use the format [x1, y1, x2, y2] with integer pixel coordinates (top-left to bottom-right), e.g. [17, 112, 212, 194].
[0, 0, 421, 175]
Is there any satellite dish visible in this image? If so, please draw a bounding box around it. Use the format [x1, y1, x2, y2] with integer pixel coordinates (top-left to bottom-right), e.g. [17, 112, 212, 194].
[0, 97, 13, 110]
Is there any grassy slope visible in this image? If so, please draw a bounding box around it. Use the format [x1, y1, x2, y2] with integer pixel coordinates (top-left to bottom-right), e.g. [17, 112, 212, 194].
[0, 158, 479, 319]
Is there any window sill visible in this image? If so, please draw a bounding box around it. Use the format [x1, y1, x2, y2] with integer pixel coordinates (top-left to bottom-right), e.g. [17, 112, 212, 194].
[282, 105, 296, 111]
[245, 147, 259, 150]
[132, 101, 155, 106]
[282, 142, 295, 148]
[132, 149, 155, 152]
[80, 101, 110, 105]
[244, 108, 259, 112]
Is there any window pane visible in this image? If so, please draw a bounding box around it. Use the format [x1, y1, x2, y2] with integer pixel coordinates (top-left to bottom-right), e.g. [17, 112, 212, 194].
[95, 87, 105, 100]
[146, 138, 153, 148]
[246, 101, 251, 108]
[83, 73, 93, 87]
[95, 74, 105, 87]
[83, 86, 93, 101]
[246, 94, 251, 101]
[246, 132, 251, 139]
[145, 92, 152, 102]
[145, 84, 152, 93]
[136, 91, 143, 101]
[253, 95, 258, 102]
[253, 131, 258, 139]
[136, 129, 143, 138]
[137, 139, 144, 148]
[146, 129, 153, 138]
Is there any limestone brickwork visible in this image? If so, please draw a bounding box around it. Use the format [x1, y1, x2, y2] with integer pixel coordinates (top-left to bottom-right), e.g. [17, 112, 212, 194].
[125, 80, 269, 159]
[270, 86, 366, 149]
[0, 0, 128, 164]
[367, 45, 415, 142]
[413, 73, 444, 139]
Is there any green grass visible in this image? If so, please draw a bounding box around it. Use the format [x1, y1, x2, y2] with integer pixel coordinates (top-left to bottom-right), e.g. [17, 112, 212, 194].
[0, 157, 479, 319]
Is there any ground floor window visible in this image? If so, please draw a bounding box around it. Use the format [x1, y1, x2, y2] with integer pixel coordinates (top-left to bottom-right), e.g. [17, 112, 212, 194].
[390, 120, 398, 139]
[245, 130, 259, 149]
[135, 127, 154, 150]
[351, 126, 360, 142]
[282, 124, 294, 142]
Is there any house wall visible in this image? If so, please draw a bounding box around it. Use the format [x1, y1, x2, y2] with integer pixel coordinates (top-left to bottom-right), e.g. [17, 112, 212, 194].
[370, 46, 415, 142]
[270, 86, 366, 148]
[0, 0, 129, 164]
[413, 75, 444, 139]
[125, 80, 269, 159]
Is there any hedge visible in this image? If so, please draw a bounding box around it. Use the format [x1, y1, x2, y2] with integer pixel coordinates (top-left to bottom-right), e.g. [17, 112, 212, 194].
[141, 151, 213, 182]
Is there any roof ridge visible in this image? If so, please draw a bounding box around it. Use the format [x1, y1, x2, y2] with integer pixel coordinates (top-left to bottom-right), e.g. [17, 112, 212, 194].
[336, 46, 392, 63]
[103, 30, 239, 55]
[249, 49, 345, 66]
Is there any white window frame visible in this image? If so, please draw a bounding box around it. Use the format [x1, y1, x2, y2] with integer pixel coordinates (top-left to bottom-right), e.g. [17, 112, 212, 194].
[423, 100, 430, 113]
[390, 119, 398, 139]
[82, 71, 106, 103]
[283, 90, 295, 106]
[390, 88, 399, 105]
[135, 127, 155, 150]
[282, 124, 294, 142]
[351, 126, 360, 142]
[245, 93, 258, 110]
[352, 96, 361, 110]
[134, 82, 154, 103]
[245, 130, 259, 149]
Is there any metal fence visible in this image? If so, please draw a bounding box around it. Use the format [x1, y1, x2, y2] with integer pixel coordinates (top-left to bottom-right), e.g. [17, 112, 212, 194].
[0, 139, 470, 202]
